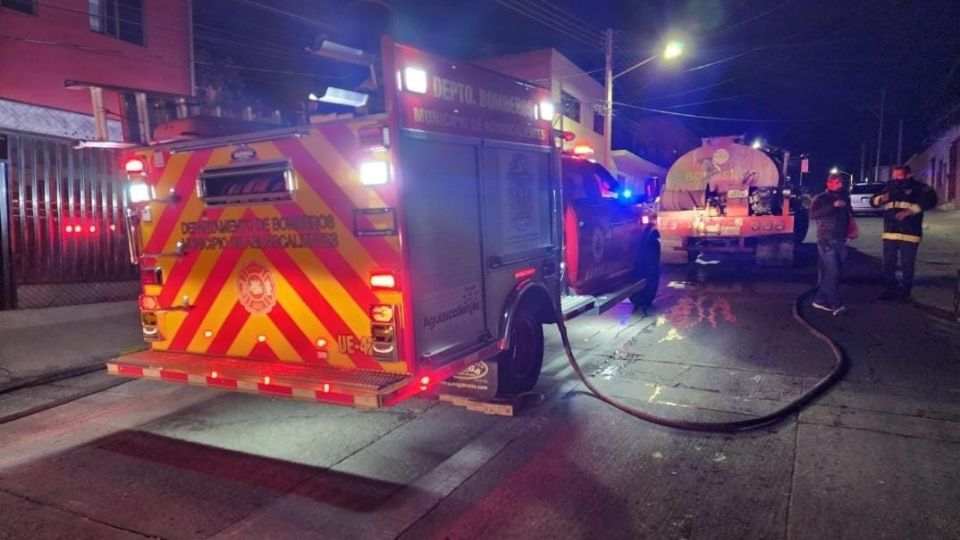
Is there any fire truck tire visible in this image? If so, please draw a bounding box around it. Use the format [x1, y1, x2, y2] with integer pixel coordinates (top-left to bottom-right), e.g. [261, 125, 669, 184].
[631, 240, 661, 308]
[497, 305, 544, 396]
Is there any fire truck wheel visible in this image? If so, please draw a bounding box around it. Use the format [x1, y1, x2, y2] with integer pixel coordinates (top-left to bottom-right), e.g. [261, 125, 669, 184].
[497, 306, 544, 396]
[631, 240, 661, 308]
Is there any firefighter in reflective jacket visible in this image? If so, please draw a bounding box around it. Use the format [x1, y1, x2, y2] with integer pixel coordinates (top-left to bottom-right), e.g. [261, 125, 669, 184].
[870, 164, 938, 301]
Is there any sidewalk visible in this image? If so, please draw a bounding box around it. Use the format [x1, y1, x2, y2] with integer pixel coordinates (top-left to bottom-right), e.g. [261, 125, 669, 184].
[0, 301, 144, 392]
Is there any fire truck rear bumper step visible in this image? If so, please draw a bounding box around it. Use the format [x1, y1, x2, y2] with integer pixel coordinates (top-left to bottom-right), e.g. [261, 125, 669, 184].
[593, 278, 647, 315]
[106, 350, 412, 409]
[561, 295, 595, 320]
[561, 279, 648, 320]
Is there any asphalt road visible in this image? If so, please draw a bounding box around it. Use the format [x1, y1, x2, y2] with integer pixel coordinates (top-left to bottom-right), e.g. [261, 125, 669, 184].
[1, 236, 958, 540]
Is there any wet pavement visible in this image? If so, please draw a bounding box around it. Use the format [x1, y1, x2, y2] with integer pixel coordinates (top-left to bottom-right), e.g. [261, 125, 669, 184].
[1, 242, 958, 540]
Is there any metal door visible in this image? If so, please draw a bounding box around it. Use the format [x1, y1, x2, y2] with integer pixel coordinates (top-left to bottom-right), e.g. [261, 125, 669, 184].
[2, 131, 137, 308]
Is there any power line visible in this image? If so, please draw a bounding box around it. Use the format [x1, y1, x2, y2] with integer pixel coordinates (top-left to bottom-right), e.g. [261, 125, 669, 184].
[526, 0, 605, 36]
[503, 0, 604, 44]
[0, 33, 185, 70]
[493, 0, 602, 48]
[662, 94, 758, 109]
[195, 60, 345, 81]
[230, 0, 336, 31]
[704, 0, 802, 39]
[614, 101, 845, 123]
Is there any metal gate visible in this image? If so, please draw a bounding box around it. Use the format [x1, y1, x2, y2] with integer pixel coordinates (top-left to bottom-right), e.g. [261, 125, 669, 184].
[1, 131, 137, 309]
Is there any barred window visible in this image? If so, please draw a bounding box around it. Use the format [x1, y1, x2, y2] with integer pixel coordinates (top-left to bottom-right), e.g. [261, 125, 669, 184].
[561, 91, 581, 123]
[1, 0, 36, 15]
[89, 0, 144, 45]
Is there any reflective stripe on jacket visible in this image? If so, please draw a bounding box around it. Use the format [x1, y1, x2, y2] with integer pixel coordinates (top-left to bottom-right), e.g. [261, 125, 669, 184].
[869, 179, 938, 242]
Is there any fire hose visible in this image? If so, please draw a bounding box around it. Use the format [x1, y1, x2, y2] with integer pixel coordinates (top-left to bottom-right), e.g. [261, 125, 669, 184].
[553, 289, 848, 432]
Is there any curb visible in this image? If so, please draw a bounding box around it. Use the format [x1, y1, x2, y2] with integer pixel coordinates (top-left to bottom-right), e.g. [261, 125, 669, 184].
[0, 345, 147, 395]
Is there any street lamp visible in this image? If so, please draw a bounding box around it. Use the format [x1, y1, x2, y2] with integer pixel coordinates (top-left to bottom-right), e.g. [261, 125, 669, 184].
[605, 35, 686, 166]
[614, 40, 686, 79]
[830, 167, 855, 187]
[663, 41, 685, 61]
[752, 138, 763, 149]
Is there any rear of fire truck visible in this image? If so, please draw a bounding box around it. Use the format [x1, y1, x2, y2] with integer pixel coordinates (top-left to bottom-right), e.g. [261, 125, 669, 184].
[108, 39, 562, 408]
[658, 136, 808, 266]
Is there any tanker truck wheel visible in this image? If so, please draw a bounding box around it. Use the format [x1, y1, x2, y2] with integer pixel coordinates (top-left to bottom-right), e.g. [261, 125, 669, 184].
[497, 305, 544, 396]
[792, 207, 810, 244]
[631, 239, 661, 309]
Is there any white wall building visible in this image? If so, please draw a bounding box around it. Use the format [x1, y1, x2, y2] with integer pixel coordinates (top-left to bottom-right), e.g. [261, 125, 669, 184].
[477, 48, 606, 162]
[908, 124, 959, 210]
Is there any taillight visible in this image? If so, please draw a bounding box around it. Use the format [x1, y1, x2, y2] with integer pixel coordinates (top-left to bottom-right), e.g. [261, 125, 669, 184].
[370, 304, 395, 323]
[139, 295, 159, 311]
[370, 271, 397, 290]
[124, 157, 146, 174]
[370, 302, 398, 361]
[140, 311, 160, 341]
[140, 266, 163, 285]
[514, 267, 536, 280]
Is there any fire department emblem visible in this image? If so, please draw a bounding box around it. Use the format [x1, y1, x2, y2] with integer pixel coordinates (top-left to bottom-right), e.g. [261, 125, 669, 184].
[236, 261, 277, 315]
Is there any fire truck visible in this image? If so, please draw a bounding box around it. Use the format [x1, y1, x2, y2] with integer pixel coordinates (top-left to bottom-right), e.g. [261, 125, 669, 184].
[108, 39, 659, 408]
[658, 136, 809, 266]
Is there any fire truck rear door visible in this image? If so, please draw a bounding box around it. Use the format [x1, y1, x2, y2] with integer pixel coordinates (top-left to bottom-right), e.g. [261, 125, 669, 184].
[400, 133, 489, 366]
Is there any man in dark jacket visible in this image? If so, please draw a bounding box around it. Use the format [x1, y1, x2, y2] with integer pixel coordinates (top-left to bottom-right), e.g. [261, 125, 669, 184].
[870, 165, 938, 301]
[809, 173, 856, 314]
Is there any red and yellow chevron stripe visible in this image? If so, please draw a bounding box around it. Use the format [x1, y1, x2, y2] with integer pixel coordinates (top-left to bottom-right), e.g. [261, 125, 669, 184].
[137, 120, 408, 376]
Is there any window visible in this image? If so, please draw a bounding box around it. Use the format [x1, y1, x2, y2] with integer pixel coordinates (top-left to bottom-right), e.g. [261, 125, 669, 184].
[593, 112, 605, 136]
[198, 161, 296, 206]
[591, 162, 621, 199]
[89, 0, 144, 45]
[561, 91, 581, 123]
[850, 183, 884, 195]
[1, 0, 35, 15]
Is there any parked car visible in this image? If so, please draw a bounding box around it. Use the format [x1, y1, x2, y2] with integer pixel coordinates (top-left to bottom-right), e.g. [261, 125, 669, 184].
[850, 183, 885, 215]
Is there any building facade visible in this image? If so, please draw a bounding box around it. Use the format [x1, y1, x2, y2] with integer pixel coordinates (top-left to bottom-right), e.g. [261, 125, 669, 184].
[611, 149, 666, 198]
[478, 48, 697, 176]
[477, 48, 607, 161]
[0, 0, 193, 308]
[908, 125, 959, 210]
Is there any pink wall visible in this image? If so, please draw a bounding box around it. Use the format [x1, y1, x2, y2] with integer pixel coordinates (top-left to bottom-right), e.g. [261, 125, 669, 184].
[0, 0, 191, 116]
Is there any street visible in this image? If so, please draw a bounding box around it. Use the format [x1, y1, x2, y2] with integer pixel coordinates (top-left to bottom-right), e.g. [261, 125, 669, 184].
[1, 214, 958, 540]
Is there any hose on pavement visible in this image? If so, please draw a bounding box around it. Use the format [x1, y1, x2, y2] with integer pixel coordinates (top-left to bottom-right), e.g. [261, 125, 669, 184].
[555, 289, 847, 432]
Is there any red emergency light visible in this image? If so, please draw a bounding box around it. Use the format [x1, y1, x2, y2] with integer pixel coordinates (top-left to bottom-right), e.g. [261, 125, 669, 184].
[514, 267, 536, 280]
[141, 266, 163, 285]
[124, 157, 146, 174]
[138, 295, 159, 311]
[573, 145, 594, 157]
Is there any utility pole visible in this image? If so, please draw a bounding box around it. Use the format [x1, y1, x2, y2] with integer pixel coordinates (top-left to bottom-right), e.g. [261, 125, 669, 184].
[860, 140, 867, 183]
[604, 28, 614, 170]
[896, 118, 904, 165]
[874, 86, 885, 183]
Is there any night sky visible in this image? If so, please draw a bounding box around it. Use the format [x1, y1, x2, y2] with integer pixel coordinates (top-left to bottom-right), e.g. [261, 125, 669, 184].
[195, 0, 960, 182]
